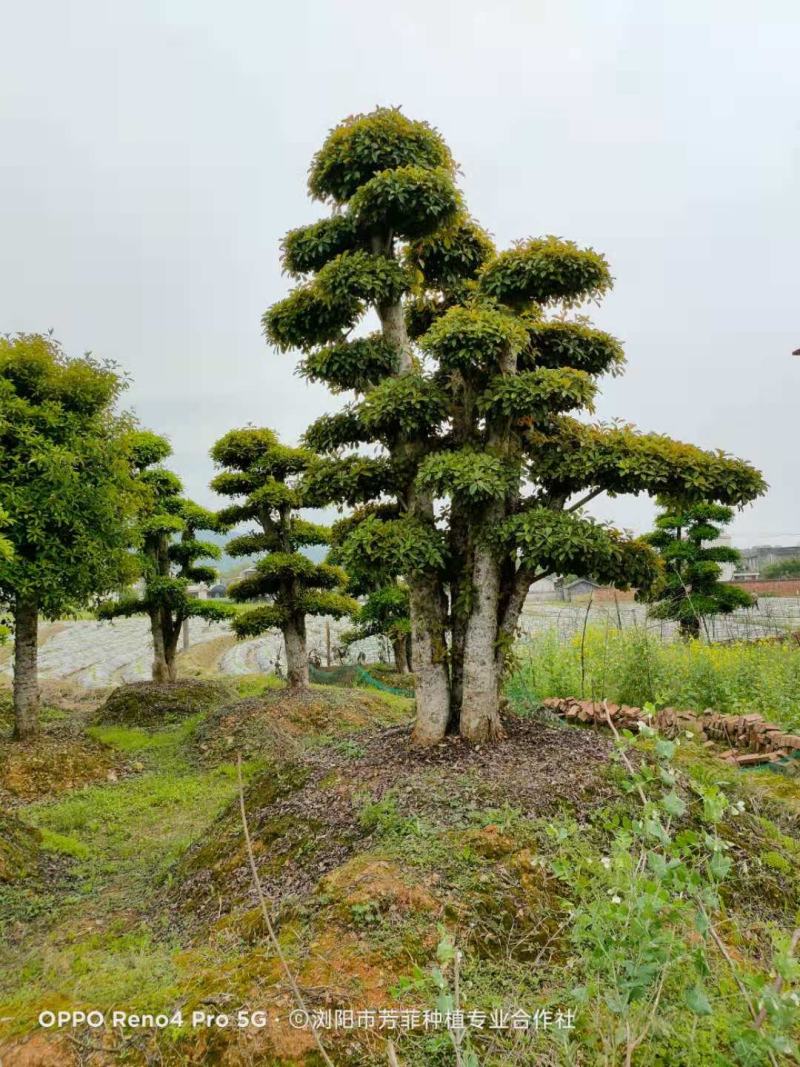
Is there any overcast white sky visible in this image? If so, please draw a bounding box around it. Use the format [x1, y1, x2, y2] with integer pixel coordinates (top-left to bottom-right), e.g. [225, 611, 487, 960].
[1, 0, 798, 545]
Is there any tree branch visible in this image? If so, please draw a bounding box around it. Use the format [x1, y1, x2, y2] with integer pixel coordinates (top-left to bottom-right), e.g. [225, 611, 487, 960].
[566, 487, 603, 513]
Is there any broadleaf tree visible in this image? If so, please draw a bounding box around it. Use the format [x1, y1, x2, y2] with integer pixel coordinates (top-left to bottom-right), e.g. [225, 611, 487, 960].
[98, 432, 234, 681]
[0, 333, 140, 739]
[642, 502, 755, 639]
[263, 108, 766, 744]
[210, 427, 357, 688]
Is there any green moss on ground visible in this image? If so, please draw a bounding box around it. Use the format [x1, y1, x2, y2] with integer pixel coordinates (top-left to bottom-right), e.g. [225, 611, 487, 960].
[0, 812, 42, 883]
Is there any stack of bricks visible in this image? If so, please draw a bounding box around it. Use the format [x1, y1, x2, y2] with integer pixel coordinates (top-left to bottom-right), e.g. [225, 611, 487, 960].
[540, 697, 800, 768]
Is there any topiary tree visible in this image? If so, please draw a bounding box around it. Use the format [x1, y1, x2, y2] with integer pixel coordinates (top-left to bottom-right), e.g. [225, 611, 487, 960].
[341, 582, 412, 673]
[210, 427, 356, 688]
[263, 107, 766, 744]
[98, 431, 234, 681]
[642, 502, 755, 639]
[0, 333, 141, 739]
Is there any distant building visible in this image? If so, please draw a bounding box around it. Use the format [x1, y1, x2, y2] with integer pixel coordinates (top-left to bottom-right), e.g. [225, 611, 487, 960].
[564, 578, 601, 599]
[527, 576, 565, 601]
[737, 545, 800, 577]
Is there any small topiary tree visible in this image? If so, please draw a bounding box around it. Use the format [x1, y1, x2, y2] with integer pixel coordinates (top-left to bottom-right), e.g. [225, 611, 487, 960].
[0, 333, 140, 739]
[642, 502, 755, 639]
[342, 583, 412, 673]
[98, 432, 234, 681]
[210, 427, 356, 688]
[263, 107, 766, 744]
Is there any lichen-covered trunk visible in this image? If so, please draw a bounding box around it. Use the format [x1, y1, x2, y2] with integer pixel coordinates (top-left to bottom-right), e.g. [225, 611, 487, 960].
[284, 614, 309, 689]
[460, 546, 505, 742]
[447, 502, 471, 734]
[12, 596, 40, 740]
[409, 575, 451, 745]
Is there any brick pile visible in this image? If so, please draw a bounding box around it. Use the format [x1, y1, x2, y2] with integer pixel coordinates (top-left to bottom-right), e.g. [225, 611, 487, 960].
[540, 697, 800, 768]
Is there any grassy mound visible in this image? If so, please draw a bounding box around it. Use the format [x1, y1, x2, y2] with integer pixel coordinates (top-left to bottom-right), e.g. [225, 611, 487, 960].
[0, 813, 41, 883]
[191, 683, 413, 764]
[96, 679, 231, 729]
[4, 683, 799, 1066]
[175, 714, 613, 927]
[0, 735, 123, 804]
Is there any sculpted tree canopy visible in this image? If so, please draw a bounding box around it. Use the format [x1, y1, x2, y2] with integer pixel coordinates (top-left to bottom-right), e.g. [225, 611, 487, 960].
[210, 427, 356, 688]
[263, 107, 766, 744]
[642, 502, 755, 639]
[0, 333, 140, 739]
[98, 431, 234, 682]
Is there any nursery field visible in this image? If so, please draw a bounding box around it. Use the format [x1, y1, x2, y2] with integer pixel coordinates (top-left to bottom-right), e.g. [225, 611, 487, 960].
[1, 633, 799, 1067]
[3, 596, 800, 691]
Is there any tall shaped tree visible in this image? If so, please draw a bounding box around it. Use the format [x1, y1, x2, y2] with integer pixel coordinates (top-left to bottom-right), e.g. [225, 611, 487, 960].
[0, 333, 139, 738]
[642, 502, 754, 639]
[98, 432, 233, 681]
[210, 427, 356, 688]
[263, 108, 765, 744]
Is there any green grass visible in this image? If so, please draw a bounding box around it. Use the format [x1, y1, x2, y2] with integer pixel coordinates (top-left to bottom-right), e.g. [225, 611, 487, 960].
[3, 675, 798, 1065]
[228, 672, 284, 698]
[509, 626, 800, 731]
[0, 708, 263, 1032]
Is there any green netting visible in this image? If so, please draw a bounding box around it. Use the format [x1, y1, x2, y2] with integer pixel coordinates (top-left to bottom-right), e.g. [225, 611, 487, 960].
[356, 667, 414, 699]
[743, 750, 800, 776]
[308, 662, 414, 698]
[309, 664, 358, 685]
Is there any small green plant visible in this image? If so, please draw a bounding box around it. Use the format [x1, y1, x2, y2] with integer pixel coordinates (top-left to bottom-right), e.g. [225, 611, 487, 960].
[550, 706, 799, 1065]
[430, 928, 480, 1067]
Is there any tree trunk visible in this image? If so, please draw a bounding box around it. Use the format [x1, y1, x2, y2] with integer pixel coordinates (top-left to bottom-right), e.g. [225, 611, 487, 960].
[284, 615, 309, 689]
[460, 547, 505, 742]
[392, 636, 410, 674]
[165, 624, 180, 682]
[447, 506, 471, 734]
[150, 610, 170, 683]
[12, 596, 40, 740]
[409, 576, 451, 745]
